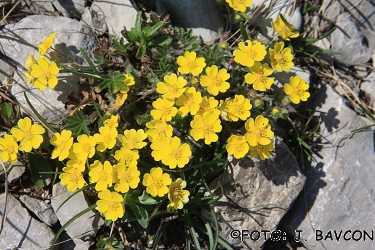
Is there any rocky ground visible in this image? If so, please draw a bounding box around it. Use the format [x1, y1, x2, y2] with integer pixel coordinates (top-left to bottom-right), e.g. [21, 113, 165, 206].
[1, 0, 375, 249]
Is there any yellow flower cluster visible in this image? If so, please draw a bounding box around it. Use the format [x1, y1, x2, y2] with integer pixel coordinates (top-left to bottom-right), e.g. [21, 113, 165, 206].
[24, 32, 60, 91]
[112, 74, 135, 110]
[0, 117, 45, 164]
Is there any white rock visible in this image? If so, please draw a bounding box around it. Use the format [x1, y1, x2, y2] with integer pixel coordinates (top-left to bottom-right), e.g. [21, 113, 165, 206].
[91, 0, 138, 39]
[249, 0, 303, 39]
[0, 193, 57, 249]
[81, 7, 108, 35]
[19, 195, 59, 226]
[51, 183, 103, 249]
[281, 83, 375, 250]
[0, 15, 96, 124]
[360, 71, 375, 105]
[330, 12, 372, 64]
[52, 0, 86, 17]
[0, 160, 25, 183]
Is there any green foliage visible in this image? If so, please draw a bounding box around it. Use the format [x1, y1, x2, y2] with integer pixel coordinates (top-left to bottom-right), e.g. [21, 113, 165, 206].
[110, 36, 131, 54]
[1, 102, 12, 124]
[125, 11, 172, 59]
[64, 110, 90, 136]
[97, 233, 125, 250]
[202, 44, 231, 67]
[100, 72, 125, 93]
[174, 27, 200, 51]
[28, 152, 52, 187]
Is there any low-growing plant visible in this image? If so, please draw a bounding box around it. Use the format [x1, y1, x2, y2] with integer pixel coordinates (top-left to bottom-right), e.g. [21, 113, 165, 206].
[0, 1, 327, 249]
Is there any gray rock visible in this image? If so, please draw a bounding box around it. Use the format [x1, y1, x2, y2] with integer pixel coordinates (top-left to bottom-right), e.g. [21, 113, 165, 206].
[331, 12, 372, 64]
[0, 15, 96, 123]
[51, 183, 104, 249]
[24, 0, 55, 13]
[281, 83, 375, 250]
[91, 0, 138, 39]
[249, 0, 303, 39]
[52, 0, 87, 17]
[0, 193, 57, 249]
[360, 71, 375, 105]
[319, 0, 341, 31]
[0, 58, 15, 83]
[156, 0, 224, 45]
[339, 0, 375, 52]
[19, 195, 59, 226]
[204, 137, 306, 249]
[0, 160, 25, 183]
[81, 7, 108, 35]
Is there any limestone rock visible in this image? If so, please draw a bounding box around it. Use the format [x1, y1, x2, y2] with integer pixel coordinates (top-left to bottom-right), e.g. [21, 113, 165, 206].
[24, 0, 55, 13]
[156, 0, 224, 45]
[0, 161, 25, 183]
[360, 71, 375, 106]
[51, 183, 104, 249]
[0, 193, 57, 249]
[19, 195, 59, 227]
[0, 15, 96, 124]
[281, 83, 375, 250]
[81, 7, 108, 35]
[205, 137, 306, 249]
[330, 12, 372, 64]
[52, 0, 87, 17]
[91, 0, 138, 39]
[249, 0, 303, 39]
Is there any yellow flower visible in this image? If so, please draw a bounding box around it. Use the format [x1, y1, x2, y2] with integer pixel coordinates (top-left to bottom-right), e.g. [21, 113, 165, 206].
[38, 32, 56, 55]
[167, 178, 190, 211]
[245, 62, 274, 91]
[249, 139, 274, 160]
[244, 115, 274, 146]
[118, 129, 147, 150]
[113, 163, 140, 193]
[96, 189, 124, 221]
[111, 93, 128, 110]
[226, 135, 249, 159]
[233, 40, 266, 67]
[24, 55, 37, 84]
[60, 167, 85, 192]
[271, 15, 299, 41]
[156, 73, 187, 99]
[73, 134, 96, 159]
[177, 51, 206, 76]
[0, 134, 19, 163]
[200, 65, 230, 96]
[151, 97, 178, 122]
[89, 160, 113, 191]
[196, 96, 221, 117]
[145, 119, 173, 142]
[66, 148, 86, 172]
[269, 41, 294, 72]
[113, 73, 135, 94]
[162, 137, 192, 169]
[10, 117, 45, 152]
[190, 112, 222, 144]
[284, 76, 310, 104]
[114, 147, 139, 166]
[94, 126, 118, 152]
[175, 87, 202, 116]
[225, 0, 252, 12]
[30, 56, 59, 90]
[50, 130, 73, 161]
[143, 167, 172, 197]
[103, 115, 119, 129]
[150, 138, 170, 162]
[225, 95, 252, 122]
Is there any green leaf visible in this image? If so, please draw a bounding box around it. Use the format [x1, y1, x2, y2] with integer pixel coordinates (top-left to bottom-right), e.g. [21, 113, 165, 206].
[136, 44, 147, 59]
[147, 36, 173, 47]
[138, 191, 158, 205]
[79, 48, 100, 75]
[303, 4, 321, 14]
[127, 202, 149, 229]
[64, 110, 90, 136]
[100, 72, 125, 93]
[134, 11, 143, 40]
[51, 204, 97, 249]
[144, 21, 164, 39]
[240, 22, 249, 41]
[1, 102, 12, 122]
[28, 152, 52, 187]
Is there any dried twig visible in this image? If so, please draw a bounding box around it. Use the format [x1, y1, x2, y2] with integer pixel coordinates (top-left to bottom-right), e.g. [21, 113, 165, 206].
[0, 0, 21, 24]
[0, 161, 9, 236]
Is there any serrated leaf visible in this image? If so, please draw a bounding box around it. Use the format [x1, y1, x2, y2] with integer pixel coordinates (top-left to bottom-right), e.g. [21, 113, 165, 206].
[64, 110, 90, 136]
[28, 152, 52, 187]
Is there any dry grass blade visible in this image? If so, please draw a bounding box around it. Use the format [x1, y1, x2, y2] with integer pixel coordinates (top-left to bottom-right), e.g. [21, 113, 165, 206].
[0, 0, 21, 24]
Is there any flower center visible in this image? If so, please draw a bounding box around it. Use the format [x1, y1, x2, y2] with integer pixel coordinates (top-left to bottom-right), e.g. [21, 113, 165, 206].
[23, 130, 34, 141]
[153, 178, 164, 189]
[203, 124, 213, 135]
[108, 201, 119, 211]
[171, 148, 182, 160]
[120, 171, 132, 182]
